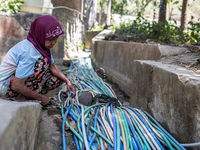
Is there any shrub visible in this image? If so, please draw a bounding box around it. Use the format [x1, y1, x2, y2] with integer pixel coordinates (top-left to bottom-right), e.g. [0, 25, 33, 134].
[0, 0, 24, 15]
[113, 17, 199, 45]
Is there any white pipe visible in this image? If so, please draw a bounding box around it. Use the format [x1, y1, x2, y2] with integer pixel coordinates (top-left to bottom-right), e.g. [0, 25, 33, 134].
[181, 142, 200, 147]
[81, 105, 90, 150]
[21, 4, 86, 17]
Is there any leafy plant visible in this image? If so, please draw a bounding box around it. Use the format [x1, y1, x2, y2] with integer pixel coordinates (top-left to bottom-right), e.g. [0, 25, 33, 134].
[111, 0, 128, 15]
[187, 21, 200, 44]
[113, 16, 200, 45]
[0, 0, 24, 15]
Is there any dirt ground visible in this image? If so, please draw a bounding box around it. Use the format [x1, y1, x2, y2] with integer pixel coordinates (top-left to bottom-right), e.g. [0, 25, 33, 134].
[95, 69, 130, 105]
[159, 45, 200, 74]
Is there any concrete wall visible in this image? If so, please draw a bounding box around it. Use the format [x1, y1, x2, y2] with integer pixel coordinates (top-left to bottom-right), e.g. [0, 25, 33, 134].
[21, 0, 53, 14]
[91, 30, 200, 144]
[131, 61, 200, 143]
[85, 31, 101, 49]
[92, 40, 161, 96]
[0, 12, 64, 65]
[92, 31, 186, 96]
[0, 100, 41, 150]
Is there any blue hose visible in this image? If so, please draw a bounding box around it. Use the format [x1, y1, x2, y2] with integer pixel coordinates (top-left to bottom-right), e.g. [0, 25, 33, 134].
[123, 109, 143, 150]
[100, 120, 112, 149]
[73, 134, 80, 150]
[89, 106, 100, 147]
[62, 105, 72, 150]
[127, 107, 165, 150]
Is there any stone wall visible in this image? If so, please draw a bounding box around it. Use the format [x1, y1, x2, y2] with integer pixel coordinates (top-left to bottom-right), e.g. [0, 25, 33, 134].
[92, 36, 162, 96]
[51, 0, 84, 41]
[0, 12, 28, 62]
[51, 0, 85, 60]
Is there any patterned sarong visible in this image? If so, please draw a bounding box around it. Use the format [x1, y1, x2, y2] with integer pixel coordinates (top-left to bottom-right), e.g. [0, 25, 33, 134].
[6, 56, 62, 98]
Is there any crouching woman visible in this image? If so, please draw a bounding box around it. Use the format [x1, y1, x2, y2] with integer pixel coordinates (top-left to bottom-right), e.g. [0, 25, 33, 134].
[0, 15, 76, 106]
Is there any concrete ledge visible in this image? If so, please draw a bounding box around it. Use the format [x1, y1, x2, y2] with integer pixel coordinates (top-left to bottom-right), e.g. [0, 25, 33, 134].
[158, 45, 187, 57]
[0, 99, 42, 150]
[85, 31, 101, 49]
[131, 60, 200, 143]
[91, 30, 187, 96]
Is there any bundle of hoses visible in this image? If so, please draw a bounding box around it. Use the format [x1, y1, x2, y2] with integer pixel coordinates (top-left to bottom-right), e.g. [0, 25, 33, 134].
[59, 58, 198, 150]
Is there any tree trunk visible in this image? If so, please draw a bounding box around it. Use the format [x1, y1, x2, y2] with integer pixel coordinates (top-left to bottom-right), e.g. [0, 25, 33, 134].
[98, 5, 103, 25]
[181, 0, 188, 30]
[158, 0, 167, 24]
[106, 0, 111, 26]
[86, 0, 93, 30]
[91, 0, 97, 29]
[81, 0, 84, 20]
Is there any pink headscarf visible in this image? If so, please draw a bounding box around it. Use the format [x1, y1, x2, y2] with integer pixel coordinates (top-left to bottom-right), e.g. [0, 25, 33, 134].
[27, 15, 64, 64]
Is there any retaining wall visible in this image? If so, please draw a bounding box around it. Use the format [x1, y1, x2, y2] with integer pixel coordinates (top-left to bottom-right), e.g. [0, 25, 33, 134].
[0, 100, 41, 150]
[131, 61, 200, 143]
[91, 30, 187, 96]
[91, 30, 200, 145]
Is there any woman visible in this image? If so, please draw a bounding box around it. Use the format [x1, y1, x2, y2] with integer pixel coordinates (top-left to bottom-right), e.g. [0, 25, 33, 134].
[0, 15, 76, 106]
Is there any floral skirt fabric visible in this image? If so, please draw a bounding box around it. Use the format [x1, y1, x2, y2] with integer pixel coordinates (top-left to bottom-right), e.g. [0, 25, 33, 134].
[6, 56, 62, 98]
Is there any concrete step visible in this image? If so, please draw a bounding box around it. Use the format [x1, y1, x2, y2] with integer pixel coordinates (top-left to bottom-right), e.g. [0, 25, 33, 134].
[0, 99, 41, 150]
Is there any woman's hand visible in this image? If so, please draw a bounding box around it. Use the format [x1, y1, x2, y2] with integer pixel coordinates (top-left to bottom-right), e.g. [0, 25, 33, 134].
[38, 95, 52, 106]
[49, 63, 76, 98]
[12, 77, 51, 106]
[67, 82, 76, 98]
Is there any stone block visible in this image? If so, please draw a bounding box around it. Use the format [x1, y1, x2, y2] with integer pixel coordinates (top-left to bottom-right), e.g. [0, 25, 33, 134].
[0, 99, 41, 150]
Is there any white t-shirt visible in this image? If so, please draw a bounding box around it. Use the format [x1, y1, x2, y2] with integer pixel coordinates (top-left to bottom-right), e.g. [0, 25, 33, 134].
[0, 39, 54, 95]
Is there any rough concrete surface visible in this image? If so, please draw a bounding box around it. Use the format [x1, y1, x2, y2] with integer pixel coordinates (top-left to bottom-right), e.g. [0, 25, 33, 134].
[85, 31, 101, 49]
[0, 99, 41, 150]
[92, 35, 187, 96]
[131, 60, 200, 144]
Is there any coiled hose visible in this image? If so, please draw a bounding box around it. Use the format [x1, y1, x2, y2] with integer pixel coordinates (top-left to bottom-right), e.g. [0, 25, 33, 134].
[60, 57, 199, 150]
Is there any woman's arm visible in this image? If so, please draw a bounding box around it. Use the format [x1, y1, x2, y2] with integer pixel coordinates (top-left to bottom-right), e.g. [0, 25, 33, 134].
[48, 63, 76, 97]
[12, 77, 51, 106]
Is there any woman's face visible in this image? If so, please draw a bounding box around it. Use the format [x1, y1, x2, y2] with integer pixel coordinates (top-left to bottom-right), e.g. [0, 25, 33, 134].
[45, 37, 58, 49]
